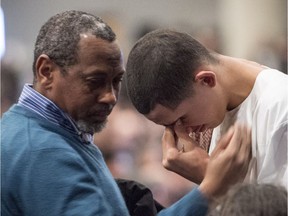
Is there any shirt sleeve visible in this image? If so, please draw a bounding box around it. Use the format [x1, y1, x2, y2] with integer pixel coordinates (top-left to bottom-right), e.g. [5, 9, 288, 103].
[157, 187, 209, 216]
[258, 120, 288, 189]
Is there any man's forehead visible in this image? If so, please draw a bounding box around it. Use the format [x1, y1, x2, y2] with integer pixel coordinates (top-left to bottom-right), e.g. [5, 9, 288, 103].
[77, 36, 124, 66]
[145, 104, 176, 126]
[79, 34, 121, 55]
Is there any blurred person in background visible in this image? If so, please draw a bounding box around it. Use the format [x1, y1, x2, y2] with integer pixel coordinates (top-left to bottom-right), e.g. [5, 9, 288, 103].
[1, 10, 252, 216]
[251, 36, 287, 74]
[1, 63, 21, 116]
[0, 7, 21, 117]
[126, 29, 287, 188]
[0, 7, 22, 117]
[208, 183, 287, 216]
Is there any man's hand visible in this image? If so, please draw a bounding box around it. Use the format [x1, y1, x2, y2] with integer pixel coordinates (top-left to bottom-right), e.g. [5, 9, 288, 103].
[161, 127, 209, 184]
[161, 123, 251, 190]
[199, 123, 252, 198]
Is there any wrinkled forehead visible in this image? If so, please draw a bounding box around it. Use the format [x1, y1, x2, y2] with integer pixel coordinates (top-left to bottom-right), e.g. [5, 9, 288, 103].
[78, 34, 123, 62]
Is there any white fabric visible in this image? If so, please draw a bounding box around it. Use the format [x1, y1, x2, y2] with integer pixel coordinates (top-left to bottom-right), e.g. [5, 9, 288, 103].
[209, 69, 288, 189]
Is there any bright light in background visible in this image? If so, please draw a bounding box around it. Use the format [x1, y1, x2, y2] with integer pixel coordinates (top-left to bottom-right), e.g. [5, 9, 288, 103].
[0, 7, 5, 59]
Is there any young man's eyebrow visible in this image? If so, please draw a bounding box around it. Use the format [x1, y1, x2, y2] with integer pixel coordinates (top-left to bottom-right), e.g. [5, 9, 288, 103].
[163, 119, 178, 127]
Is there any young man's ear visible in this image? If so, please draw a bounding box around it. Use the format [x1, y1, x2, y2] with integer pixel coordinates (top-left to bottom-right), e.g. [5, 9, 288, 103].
[35, 54, 57, 89]
[194, 71, 216, 87]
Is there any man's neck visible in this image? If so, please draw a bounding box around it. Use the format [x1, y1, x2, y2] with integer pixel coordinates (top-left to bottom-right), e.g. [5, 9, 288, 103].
[218, 55, 263, 110]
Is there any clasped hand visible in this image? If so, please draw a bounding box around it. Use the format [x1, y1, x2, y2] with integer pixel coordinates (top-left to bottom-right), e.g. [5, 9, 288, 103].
[161, 123, 252, 196]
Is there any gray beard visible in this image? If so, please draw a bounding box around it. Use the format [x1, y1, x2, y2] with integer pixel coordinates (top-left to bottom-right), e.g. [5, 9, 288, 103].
[76, 119, 107, 134]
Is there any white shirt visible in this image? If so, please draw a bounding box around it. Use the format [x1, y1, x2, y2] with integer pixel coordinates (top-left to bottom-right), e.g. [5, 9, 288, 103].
[209, 69, 288, 188]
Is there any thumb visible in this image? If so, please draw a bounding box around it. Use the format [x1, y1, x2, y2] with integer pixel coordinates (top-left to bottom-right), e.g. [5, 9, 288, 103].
[162, 127, 178, 154]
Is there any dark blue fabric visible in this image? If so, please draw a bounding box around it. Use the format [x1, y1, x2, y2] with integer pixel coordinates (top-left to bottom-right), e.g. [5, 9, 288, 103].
[1, 105, 129, 216]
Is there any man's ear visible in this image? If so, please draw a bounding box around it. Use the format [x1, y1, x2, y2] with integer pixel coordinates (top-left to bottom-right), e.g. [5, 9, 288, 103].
[194, 71, 216, 87]
[35, 54, 57, 90]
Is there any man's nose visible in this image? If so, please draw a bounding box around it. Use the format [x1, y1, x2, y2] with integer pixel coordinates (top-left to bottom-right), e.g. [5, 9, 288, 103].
[98, 86, 117, 105]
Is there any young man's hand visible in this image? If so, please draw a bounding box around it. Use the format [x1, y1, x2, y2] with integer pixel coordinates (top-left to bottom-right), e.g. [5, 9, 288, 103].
[161, 123, 252, 192]
[161, 127, 209, 184]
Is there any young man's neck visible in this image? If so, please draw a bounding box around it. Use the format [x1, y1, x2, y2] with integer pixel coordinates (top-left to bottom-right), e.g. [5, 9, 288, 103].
[217, 55, 263, 110]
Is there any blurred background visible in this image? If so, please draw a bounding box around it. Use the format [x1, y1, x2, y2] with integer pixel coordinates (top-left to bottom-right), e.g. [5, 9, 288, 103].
[1, 0, 287, 207]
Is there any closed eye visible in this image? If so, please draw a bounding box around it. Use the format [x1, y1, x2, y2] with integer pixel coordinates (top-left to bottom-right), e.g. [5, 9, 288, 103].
[179, 116, 188, 125]
[113, 76, 123, 86]
[86, 78, 105, 86]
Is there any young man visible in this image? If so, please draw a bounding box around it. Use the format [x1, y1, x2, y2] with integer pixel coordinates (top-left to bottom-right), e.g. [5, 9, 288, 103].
[1, 11, 251, 216]
[126, 29, 287, 188]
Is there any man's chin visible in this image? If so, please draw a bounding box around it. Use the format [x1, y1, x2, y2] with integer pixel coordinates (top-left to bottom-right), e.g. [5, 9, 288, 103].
[76, 119, 107, 134]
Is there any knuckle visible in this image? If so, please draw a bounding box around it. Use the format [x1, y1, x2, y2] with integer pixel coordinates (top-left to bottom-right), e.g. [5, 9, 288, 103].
[162, 159, 170, 169]
[234, 156, 246, 168]
[162, 149, 178, 169]
[225, 152, 235, 161]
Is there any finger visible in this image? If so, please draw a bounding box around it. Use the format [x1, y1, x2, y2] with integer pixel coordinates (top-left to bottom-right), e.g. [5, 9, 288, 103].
[226, 123, 251, 180]
[162, 127, 178, 154]
[161, 127, 182, 173]
[174, 125, 201, 151]
[174, 123, 190, 141]
[211, 126, 234, 157]
[239, 125, 252, 156]
[238, 125, 252, 168]
[225, 123, 245, 154]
